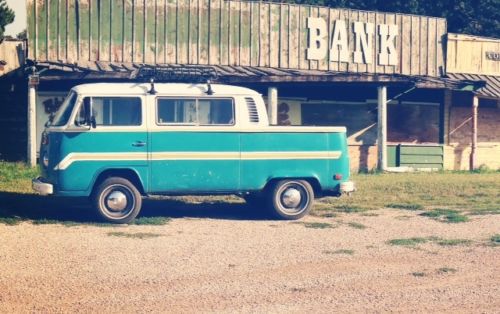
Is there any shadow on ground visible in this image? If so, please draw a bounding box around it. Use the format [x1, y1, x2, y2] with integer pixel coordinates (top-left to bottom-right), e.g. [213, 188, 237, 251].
[0, 192, 270, 225]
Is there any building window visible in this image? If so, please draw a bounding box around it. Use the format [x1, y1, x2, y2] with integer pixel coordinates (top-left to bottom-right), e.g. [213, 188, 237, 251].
[301, 102, 378, 144]
[387, 103, 439, 143]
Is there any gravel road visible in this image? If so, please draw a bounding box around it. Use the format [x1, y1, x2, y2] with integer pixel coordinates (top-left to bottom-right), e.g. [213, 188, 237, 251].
[0, 200, 499, 313]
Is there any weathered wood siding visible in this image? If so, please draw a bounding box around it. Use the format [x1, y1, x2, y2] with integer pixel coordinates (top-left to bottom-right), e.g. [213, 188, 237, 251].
[0, 41, 25, 75]
[447, 33, 500, 76]
[27, 0, 446, 76]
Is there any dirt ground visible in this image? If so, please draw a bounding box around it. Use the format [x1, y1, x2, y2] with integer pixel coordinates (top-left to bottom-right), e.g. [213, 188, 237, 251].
[0, 200, 499, 313]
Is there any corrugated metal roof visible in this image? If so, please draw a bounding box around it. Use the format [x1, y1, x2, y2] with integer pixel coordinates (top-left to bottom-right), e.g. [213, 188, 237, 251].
[447, 73, 500, 99]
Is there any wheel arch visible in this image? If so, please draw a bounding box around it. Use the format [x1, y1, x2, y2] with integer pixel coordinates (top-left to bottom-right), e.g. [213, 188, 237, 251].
[91, 168, 146, 196]
[264, 176, 322, 197]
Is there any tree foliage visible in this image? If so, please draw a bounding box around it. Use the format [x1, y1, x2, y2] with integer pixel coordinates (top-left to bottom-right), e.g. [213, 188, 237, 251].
[0, 0, 15, 40]
[275, 0, 499, 38]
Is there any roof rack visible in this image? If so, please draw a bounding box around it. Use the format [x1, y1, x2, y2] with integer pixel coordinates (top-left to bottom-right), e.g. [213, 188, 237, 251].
[134, 65, 218, 83]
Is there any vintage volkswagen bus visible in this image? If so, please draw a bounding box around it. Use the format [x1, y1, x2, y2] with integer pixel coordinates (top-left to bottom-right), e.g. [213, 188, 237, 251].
[33, 83, 354, 223]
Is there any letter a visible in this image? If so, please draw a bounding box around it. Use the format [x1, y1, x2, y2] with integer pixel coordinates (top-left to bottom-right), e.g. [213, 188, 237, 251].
[307, 17, 327, 61]
[329, 20, 349, 63]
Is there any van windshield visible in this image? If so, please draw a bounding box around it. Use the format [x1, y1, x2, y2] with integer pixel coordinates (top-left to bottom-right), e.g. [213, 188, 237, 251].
[51, 91, 78, 127]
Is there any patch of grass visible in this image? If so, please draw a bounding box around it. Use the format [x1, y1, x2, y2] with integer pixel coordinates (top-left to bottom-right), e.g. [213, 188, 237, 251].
[388, 236, 472, 247]
[394, 215, 412, 220]
[330, 205, 372, 213]
[420, 209, 469, 223]
[132, 217, 171, 225]
[299, 222, 334, 229]
[347, 222, 367, 229]
[468, 207, 500, 215]
[290, 287, 307, 293]
[490, 234, 500, 246]
[360, 212, 379, 217]
[31, 219, 80, 227]
[0, 216, 24, 226]
[437, 267, 458, 274]
[324, 249, 354, 255]
[444, 214, 469, 223]
[0, 161, 40, 193]
[317, 172, 500, 215]
[386, 203, 424, 211]
[436, 239, 472, 246]
[321, 213, 338, 218]
[107, 232, 163, 239]
[388, 237, 429, 246]
[411, 272, 426, 277]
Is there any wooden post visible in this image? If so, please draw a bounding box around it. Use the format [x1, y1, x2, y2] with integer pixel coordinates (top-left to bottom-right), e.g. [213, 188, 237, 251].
[442, 89, 452, 145]
[268, 86, 278, 125]
[377, 86, 387, 171]
[469, 95, 478, 171]
[27, 75, 39, 167]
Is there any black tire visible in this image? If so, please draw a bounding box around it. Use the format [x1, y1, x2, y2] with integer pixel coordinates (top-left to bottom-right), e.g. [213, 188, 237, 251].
[268, 180, 314, 220]
[92, 177, 142, 224]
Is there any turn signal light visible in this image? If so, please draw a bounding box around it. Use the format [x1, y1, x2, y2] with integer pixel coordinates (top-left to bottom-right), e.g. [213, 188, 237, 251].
[334, 174, 343, 180]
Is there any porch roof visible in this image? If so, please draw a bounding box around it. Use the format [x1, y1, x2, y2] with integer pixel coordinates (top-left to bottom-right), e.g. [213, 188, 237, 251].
[33, 61, 480, 91]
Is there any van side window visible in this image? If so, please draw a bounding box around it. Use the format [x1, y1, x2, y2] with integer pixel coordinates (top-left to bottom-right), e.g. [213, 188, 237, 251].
[157, 99, 197, 124]
[156, 98, 234, 125]
[78, 97, 142, 126]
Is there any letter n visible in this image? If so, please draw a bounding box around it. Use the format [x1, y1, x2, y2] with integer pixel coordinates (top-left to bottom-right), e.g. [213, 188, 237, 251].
[353, 22, 374, 64]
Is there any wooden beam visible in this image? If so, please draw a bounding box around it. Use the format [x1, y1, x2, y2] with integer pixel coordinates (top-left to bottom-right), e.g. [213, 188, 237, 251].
[27, 78, 37, 167]
[267, 86, 278, 125]
[377, 85, 387, 171]
[469, 95, 478, 171]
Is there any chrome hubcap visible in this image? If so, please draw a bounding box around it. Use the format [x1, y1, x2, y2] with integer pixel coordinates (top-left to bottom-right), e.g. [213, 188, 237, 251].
[282, 188, 302, 208]
[106, 191, 128, 211]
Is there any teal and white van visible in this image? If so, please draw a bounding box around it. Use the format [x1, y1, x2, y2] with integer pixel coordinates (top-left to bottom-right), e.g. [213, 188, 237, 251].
[33, 83, 354, 223]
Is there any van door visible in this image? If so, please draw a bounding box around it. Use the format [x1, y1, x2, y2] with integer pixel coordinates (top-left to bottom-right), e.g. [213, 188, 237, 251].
[59, 96, 149, 192]
[149, 97, 240, 193]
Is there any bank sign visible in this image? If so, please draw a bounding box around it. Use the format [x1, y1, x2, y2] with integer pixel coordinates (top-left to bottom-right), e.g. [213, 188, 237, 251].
[28, 0, 446, 77]
[307, 18, 398, 66]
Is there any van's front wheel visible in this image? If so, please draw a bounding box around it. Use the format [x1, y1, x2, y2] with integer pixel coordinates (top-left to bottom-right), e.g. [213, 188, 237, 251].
[93, 177, 142, 224]
[269, 180, 314, 220]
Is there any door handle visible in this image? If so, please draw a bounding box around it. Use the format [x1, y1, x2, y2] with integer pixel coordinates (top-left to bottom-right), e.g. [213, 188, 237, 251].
[132, 141, 146, 147]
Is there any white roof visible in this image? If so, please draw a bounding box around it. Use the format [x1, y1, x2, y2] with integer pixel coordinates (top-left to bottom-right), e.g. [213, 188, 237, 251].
[71, 83, 261, 96]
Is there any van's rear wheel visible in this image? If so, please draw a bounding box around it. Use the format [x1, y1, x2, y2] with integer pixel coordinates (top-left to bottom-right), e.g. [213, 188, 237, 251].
[268, 180, 314, 220]
[93, 177, 142, 224]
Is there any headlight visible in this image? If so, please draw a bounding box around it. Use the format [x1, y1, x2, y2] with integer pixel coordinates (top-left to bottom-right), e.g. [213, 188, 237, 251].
[43, 154, 49, 167]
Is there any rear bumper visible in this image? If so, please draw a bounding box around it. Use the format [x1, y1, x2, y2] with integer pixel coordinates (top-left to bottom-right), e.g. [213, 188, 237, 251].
[339, 181, 355, 194]
[32, 177, 54, 195]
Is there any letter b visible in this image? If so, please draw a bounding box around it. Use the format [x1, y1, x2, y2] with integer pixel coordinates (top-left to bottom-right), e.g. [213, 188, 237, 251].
[307, 17, 327, 61]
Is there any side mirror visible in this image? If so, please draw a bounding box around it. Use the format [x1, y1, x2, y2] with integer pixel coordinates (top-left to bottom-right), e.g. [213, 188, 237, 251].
[83, 97, 96, 128]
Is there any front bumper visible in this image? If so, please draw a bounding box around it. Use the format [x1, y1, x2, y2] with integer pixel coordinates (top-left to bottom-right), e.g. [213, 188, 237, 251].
[339, 181, 355, 194]
[32, 177, 54, 195]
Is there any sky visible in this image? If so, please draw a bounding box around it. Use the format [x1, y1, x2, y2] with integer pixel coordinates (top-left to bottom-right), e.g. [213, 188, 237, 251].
[4, 0, 26, 37]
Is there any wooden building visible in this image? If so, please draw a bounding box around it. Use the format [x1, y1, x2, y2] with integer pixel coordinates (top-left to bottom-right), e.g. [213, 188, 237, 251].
[444, 34, 500, 170]
[2, 0, 497, 171]
[0, 40, 27, 161]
